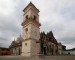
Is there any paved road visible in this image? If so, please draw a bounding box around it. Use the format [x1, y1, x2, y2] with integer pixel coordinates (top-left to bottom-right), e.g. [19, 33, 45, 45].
[0, 55, 75, 60]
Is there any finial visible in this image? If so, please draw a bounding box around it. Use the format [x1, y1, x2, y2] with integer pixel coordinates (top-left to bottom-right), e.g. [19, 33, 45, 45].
[30, 1, 32, 3]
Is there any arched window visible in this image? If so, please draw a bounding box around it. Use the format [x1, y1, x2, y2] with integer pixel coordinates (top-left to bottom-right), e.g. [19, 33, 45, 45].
[26, 15, 28, 19]
[25, 43, 27, 46]
[25, 28, 28, 32]
[34, 15, 36, 20]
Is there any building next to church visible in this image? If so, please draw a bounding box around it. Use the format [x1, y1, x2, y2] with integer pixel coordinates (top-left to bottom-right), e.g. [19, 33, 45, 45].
[0, 47, 10, 56]
[9, 2, 66, 56]
[63, 48, 75, 55]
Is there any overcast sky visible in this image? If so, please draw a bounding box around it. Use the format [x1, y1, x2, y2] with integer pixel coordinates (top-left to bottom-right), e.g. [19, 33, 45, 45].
[0, 0, 75, 49]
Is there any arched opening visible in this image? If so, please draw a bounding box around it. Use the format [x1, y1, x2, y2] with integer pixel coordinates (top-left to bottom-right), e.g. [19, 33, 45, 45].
[43, 47, 46, 55]
[26, 15, 28, 19]
[34, 15, 36, 20]
[25, 28, 28, 33]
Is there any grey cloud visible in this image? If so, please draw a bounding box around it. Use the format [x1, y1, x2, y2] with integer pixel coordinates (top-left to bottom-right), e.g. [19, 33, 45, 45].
[60, 6, 75, 20]
[0, 42, 9, 48]
[0, 37, 8, 41]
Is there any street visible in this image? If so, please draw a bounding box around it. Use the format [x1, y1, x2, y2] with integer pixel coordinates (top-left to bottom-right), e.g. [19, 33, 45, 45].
[0, 55, 75, 60]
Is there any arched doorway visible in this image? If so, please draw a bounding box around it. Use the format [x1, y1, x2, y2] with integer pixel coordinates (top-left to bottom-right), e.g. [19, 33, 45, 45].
[43, 46, 47, 55]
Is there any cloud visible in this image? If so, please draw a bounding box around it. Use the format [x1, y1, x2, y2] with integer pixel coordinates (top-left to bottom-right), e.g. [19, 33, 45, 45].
[0, 0, 75, 49]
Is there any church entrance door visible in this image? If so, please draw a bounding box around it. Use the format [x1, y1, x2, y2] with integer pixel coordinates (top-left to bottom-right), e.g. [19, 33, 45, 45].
[43, 47, 46, 55]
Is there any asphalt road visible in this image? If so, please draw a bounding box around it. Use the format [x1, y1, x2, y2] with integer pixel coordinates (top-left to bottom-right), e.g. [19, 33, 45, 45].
[0, 55, 75, 60]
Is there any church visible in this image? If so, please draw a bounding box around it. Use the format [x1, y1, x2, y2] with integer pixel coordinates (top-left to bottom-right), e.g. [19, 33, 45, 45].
[9, 2, 66, 56]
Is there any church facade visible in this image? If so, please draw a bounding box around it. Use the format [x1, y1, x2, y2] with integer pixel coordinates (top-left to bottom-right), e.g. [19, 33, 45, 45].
[40, 31, 59, 55]
[9, 2, 66, 56]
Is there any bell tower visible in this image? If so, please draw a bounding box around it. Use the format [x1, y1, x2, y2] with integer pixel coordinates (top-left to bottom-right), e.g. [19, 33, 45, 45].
[21, 2, 41, 56]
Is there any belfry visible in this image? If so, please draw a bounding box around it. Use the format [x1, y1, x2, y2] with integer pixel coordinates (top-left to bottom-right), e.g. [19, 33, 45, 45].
[21, 2, 41, 56]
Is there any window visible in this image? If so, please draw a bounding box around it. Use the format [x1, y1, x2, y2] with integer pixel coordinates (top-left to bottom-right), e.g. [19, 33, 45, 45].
[15, 48, 16, 50]
[34, 15, 36, 20]
[26, 15, 28, 19]
[25, 28, 28, 32]
[25, 43, 27, 46]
